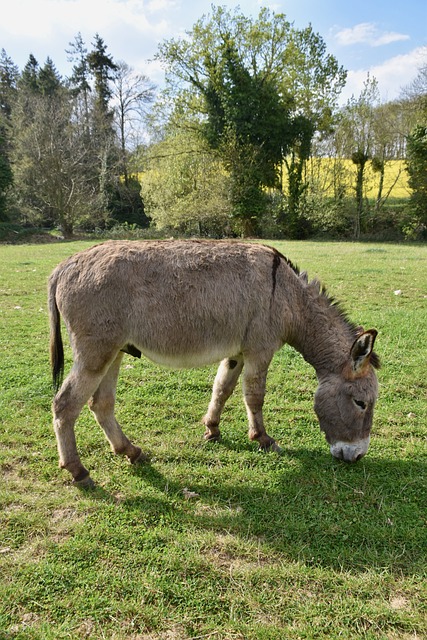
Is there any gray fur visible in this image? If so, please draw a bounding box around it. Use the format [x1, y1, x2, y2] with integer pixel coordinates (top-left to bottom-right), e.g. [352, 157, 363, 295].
[48, 240, 379, 486]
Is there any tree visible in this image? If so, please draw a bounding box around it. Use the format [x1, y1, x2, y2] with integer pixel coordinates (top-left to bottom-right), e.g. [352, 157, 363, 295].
[11, 56, 102, 236]
[38, 57, 63, 96]
[156, 6, 345, 237]
[201, 36, 294, 234]
[0, 126, 12, 220]
[112, 60, 155, 185]
[0, 49, 19, 119]
[19, 54, 39, 93]
[406, 125, 427, 237]
[370, 101, 407, 213]
[156, 7, 297, 235]
[279, 25, 346, 234]
[0, 49, 18, 220]
[337, 75, 380, 238]
[87, 34, 117, 125]
[67, 32, 91, 129]
[401, 58, 427, 238]
[401, 61, 427, 120]
[86, 34, 118, 213]
[141, 129, 231, 236]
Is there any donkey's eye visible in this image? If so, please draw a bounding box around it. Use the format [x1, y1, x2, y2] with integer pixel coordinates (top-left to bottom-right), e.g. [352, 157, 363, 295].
[353, 399, 367, 410]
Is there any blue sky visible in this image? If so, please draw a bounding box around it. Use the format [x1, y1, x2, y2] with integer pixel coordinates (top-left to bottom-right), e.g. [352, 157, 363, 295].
[1, 0, 426, 103]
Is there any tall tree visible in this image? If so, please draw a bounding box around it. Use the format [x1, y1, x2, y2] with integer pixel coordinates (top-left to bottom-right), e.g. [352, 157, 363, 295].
[67, 33, 92, 139]
[19, 54, 39, 93]
[87, 34, 117, 124]
[156, 6, 296, 235]
[156, 6, 345, 236]
[279, 25, 346, 235]
[0, 49, 18, 220]
[38, 57, 62, 96]
[86, 34, 118, 212]
[338, 75, 380, 238]
[112, 60, 155, 185]
[11, 57, 102, 235]
[371, 101, 406, 213]
[406, 125, 427, 237]
[0, 49, 19, 119]
[0, 126, 12, 220]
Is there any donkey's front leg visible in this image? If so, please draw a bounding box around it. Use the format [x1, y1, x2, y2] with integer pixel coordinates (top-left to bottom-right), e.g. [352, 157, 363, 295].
[202, 356, 244, 441]
[242, 359, 281, 452]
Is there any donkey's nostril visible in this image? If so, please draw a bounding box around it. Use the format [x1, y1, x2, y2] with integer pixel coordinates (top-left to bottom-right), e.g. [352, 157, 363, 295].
[330, 439, 370, 462]
[331, 446, 344, 460]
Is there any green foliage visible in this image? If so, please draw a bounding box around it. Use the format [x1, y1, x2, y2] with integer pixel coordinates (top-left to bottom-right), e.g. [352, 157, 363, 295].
[0, 16, 425, 242]
[0, 127, 12, 220]
[4, 39, 150, 237]
[106, 177, 150, 228]
[141, 130, 233, 236]
[86, 33, 117, 119]
[0, 240, 426, 639]
[406, 125, 427, 237]
[157, 6, 346, 237]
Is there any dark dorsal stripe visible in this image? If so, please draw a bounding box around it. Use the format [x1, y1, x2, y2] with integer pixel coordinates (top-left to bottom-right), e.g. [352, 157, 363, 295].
[270, 246, 299, 301]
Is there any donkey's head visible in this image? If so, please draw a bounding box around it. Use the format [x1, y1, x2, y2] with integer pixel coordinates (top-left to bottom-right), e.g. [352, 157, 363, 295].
[314, 330, 380, 462]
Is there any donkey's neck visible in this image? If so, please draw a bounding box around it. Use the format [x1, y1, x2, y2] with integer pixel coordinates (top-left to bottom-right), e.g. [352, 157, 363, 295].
[288, 280, 356, 377]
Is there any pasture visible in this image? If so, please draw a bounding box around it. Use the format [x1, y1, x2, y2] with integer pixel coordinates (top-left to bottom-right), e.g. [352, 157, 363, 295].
[0, 239, 426, 639]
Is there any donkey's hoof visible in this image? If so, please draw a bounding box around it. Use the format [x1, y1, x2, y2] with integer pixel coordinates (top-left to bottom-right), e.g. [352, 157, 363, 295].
[73, 474, 95, 489]
[130, 449, 150, 465]
[258, 440, 283, 454]
[204, 430, 221, 443]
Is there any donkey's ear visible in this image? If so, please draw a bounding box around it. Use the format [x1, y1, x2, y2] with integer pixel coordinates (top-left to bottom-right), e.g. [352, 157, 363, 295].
[350, 329, 378, 374]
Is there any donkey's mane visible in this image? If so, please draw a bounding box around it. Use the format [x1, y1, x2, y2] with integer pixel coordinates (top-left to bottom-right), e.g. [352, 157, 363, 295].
[312, 279, 381, 370]
[272, 246, 380, 370]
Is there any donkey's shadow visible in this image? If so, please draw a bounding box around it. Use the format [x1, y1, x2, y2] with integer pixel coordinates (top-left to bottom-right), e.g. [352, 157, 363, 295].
[101, 446, 427, 576]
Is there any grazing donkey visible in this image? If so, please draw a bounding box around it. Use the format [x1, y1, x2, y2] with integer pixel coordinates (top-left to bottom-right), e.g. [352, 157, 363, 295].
[49, 240, 380, 486]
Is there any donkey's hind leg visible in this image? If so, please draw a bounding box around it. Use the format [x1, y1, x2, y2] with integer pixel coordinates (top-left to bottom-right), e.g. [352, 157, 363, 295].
[53, 366, 105, 487]
[202, 356, 244, 441]
[88, 352, 146, 465]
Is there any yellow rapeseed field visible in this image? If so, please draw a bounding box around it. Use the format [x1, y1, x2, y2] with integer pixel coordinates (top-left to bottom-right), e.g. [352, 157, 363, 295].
[306, 158, 410, 199]
[139, 158, 411, 200]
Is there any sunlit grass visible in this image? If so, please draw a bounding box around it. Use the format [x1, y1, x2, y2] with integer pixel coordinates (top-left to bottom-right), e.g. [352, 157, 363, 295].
[0, 239, 426, 639]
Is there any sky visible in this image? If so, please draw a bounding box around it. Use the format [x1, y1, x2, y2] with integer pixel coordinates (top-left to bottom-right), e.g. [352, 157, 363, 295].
[1, 0, 426, 104]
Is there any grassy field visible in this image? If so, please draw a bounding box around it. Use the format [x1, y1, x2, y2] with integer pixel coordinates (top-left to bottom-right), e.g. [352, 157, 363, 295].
[0, 239, 426, 640]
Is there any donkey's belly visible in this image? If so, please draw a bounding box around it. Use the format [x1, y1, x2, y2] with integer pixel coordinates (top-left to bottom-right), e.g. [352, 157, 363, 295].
[140, 344, 241, 369]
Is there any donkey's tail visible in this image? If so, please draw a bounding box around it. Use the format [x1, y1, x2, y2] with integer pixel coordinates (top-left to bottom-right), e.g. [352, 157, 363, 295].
[48, 272, 64, 392]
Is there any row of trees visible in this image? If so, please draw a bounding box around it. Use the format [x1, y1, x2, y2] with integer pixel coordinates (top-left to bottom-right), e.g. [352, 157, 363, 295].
[1, 6, 426, 240]
[0, 33, 154, 237]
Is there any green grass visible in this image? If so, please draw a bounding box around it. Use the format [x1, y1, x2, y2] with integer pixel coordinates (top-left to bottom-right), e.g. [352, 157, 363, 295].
[0, 239, 426, 640]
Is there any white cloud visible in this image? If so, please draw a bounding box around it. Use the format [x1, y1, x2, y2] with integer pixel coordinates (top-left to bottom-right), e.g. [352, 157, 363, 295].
[145, 0, 179, 12]
[0, 0, 178, 77]
[1, 0, 172, 43]
[335, 22, 410, 48]
[340, 46, 426, 103]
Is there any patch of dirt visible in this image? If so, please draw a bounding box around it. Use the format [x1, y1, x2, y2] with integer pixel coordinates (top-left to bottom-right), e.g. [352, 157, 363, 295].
[389, 594, 410, 610]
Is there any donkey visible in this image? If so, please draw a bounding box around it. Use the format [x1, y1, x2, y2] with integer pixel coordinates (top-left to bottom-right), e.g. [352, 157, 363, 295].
[48, 240, 380, 487]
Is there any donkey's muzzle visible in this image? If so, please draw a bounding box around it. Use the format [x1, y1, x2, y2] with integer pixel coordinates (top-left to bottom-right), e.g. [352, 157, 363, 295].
[330, 437, 370, 463]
